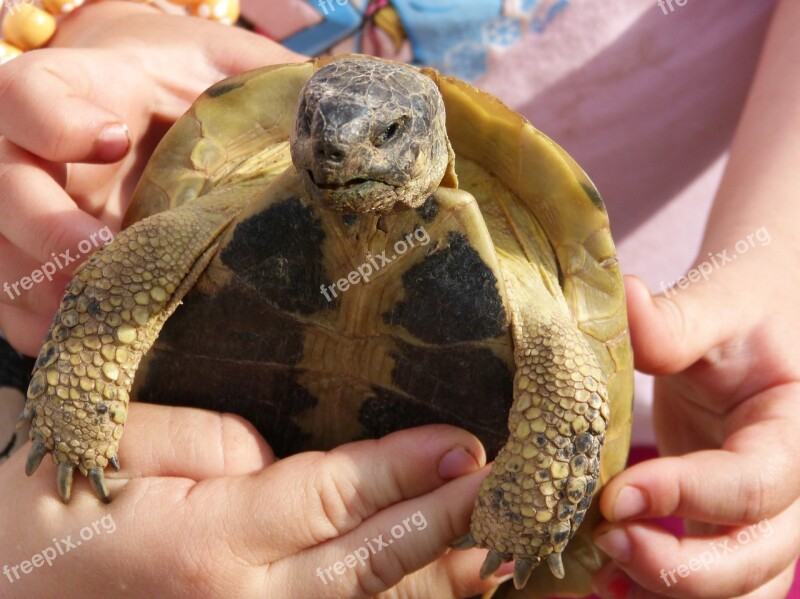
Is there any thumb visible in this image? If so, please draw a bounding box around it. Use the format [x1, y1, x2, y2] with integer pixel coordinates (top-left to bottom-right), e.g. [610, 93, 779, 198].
[0, 49, 131, 164]
[624, 274, 740, 375]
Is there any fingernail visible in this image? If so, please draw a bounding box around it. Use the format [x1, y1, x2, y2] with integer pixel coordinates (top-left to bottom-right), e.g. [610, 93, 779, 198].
[97, 123, 131, 162]
[595, 528, 631, 563]
[614, 486, 648, 520]
[438, 447, 480, 479]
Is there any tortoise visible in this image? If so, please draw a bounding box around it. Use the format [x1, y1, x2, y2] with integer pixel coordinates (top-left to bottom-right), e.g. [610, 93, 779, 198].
[20, 55, 632, 596]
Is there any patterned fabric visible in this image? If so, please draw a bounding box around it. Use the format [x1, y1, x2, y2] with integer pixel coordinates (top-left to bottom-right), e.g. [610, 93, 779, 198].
[0, 336, 29, 463]
[251, 0, 571, 81]
[0, 335, 29, 394]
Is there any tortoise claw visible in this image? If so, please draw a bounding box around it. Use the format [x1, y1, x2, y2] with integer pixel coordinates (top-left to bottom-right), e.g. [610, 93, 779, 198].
[57, 462, 74, 503]
[513, 559, 536, 589]
[88, 467, 111, 503]
[547, 552, 565, 579]
[451, 532, 478, 550]
[15, 407, 33, 430]
[110, 455, 121, 471]
[479, 549, 506, 579]
[25, 438, 47, 476]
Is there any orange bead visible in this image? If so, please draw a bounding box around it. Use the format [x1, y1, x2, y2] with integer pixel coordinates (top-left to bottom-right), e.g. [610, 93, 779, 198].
[2, 4, 56, 51]
[190, 0, 239, 25]
[0, 40, 23, 64]
[42, 0, 86, 15]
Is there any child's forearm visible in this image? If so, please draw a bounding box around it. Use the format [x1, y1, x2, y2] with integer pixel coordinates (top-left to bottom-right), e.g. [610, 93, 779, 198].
[702, 0, 800, 259]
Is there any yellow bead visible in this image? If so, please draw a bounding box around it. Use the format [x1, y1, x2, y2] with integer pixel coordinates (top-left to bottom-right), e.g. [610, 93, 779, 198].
[2, 4, 56, 50]
[190, 0, 239, 25]
[0, 40, 22, 64]
[42, 0, 85, 15]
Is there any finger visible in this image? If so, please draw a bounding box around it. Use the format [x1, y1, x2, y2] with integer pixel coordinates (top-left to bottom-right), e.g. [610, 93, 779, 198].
[0, 302, 52, 356]
[0, 140, 112, 274]
[264, 467, 499, 599]
[395, 547, 515, 599]
[55, 5, 305, 119]
[731, 562, 796, 599]
[624, 275, 744, 375]
[159, 22, 307, 117]
[114, 403, 275, 479]
[0, 49, 131, 163]
[196, 14, 306, 74]
[16, 402, 275, 502]
[0, 237, 71, 315]
[195, 425, 486, 561]
[592, 500, 800, 599]
[600, 387, 800, 525]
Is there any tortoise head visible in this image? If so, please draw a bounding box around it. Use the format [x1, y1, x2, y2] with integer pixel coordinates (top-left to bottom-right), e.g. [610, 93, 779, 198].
[291, 57, 455, 214]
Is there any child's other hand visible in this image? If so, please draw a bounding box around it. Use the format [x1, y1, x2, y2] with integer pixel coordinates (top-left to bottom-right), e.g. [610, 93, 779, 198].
[0, 2, 303, 356]
[1, 409, 503, 598]
[592, 269, 800, 599]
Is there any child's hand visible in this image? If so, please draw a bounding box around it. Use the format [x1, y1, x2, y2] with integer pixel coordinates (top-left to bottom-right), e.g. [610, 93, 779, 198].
[0, 2, 303, 356]
[591, 270, 800, 599]
[591, 0, 800, 595]
[1, 406, 504, 598]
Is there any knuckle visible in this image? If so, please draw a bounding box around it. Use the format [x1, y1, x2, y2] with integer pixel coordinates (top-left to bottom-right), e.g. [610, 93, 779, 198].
[0, 142, 24, 222]
[732, 561, 771, 598]
[737, 469, 767, 523]
[1, 56, 81, 161]
[310, 464, 371, 540]
[661, 295, 688, 354]
[217, 412, 272, 471]
[352, 551, 403, 597]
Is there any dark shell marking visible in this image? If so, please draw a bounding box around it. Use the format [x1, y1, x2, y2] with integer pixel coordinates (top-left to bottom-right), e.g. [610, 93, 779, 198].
[136, 185, 514, 456]
[385, 231, 506, 344]
[220, 198, 333, 314]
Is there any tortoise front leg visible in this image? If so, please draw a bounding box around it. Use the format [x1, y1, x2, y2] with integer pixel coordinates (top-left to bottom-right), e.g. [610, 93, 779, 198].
[21, 198, 242, 503]
[458, 305, 610, 589]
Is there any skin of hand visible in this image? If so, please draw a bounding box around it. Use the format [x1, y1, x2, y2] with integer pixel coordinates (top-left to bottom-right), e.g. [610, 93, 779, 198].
[0, 406, 512, 598]
[0, 1, 304, 356]
[591, 1, 800, 597]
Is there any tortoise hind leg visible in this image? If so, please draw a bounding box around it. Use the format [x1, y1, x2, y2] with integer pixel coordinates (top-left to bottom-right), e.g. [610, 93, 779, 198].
[468, 281, 610, 589]
[21, 195, 244, 503]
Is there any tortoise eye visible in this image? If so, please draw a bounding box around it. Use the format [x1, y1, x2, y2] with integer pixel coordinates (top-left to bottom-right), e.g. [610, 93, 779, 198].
[373, 118, 406, 147]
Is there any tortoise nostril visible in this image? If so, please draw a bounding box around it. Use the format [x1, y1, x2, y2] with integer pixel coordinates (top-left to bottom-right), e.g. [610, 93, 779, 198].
[316, 142, 346, 163]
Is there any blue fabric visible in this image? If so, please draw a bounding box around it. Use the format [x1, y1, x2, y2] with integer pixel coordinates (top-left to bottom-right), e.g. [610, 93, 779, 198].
[282, 0, 572, 81]
[390, 0, 503, 69]
[283, 1, 364, 56]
